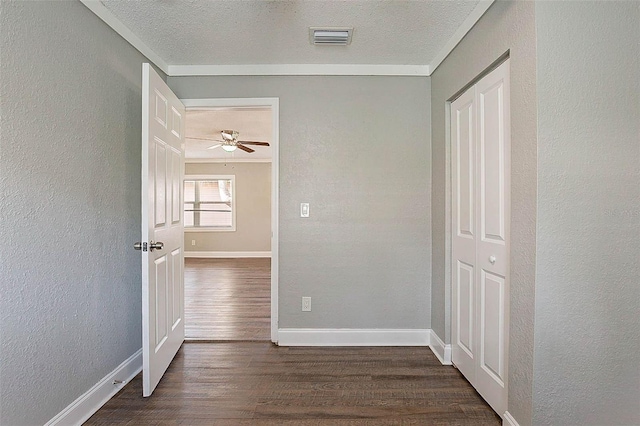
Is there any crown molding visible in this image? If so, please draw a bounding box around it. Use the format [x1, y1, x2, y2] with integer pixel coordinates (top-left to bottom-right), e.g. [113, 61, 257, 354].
[429, 0, 495, 74]
[168, 64, 430, 77]
[82, 0, 495, 78]
[182, 98, 279, 108]
[79, 0, 169, 74]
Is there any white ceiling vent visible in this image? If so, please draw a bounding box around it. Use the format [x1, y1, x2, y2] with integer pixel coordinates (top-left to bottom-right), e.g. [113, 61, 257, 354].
[309, 27, 353, 45]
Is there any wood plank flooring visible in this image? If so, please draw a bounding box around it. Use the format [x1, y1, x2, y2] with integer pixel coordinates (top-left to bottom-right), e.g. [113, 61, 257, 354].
[184, 258, 271, 341]
[85, 343, 501, 425]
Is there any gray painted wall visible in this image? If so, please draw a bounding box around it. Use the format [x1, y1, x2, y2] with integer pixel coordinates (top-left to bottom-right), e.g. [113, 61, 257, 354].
[169, 76, 431, 329]
[185, 162, 271, 252]
[430, 2, 538, 424]
[0, 1, 158, 424]
[1, 1, 636, 425]
[533, 2, 640, 425]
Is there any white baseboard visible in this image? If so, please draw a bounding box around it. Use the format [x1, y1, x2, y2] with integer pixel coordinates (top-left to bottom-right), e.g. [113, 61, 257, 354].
[277, 328, 430, 346]
[45, 349, 142, 426]
[184, 251, 271, 258]
[503, 411, 520, 426]
[429, 330, 452, 365]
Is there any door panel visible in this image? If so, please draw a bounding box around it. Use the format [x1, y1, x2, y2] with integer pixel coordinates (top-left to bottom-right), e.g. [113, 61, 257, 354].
[456, 261, 474, 357]
[171, 248, 182, 328]
[456, 99, 475, 239]
[480, 269, 505, 382]
[142, 63, 185, 397]
[155, 91, 167, 126]
[451, 59, 510, 417]
[479, 81, 506, 244]
[451, 86, 477, 381]
[474, 59, 510, 415]
[155, 140, 167, 227]
[154, 255, 168, 349]
[171, 150, 181, 224]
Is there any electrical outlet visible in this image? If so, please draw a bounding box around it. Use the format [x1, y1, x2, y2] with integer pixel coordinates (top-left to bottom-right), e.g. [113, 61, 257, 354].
[302, 297, 311, 312]
[191, 240, 196, 246]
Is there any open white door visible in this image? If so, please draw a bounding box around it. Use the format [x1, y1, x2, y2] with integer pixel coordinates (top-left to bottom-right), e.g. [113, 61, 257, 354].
[139, 63, 185, 397]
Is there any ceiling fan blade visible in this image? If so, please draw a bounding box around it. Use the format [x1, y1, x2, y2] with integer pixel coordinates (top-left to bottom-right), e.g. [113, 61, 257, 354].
[236, 144, 255, 153]
[238, 141, 270, 146]
[207, 144, 222, 150]
[188, 136, 225, 142]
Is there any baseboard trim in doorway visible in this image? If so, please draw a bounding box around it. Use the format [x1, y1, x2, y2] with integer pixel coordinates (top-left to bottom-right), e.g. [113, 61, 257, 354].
[277, 328, 430, 346]
[45, 349, 142, 426]
[184, 251, 271, 258]
[185, 338, 271, 343]
[503, 411, 521, 426]
[429, 330, 452, 365]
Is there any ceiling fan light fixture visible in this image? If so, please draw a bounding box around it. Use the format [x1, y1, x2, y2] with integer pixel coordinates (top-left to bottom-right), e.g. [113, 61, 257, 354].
[309, 27, 353, 45]
[221, 144, 237, 152]
[221, 130, 238, 140]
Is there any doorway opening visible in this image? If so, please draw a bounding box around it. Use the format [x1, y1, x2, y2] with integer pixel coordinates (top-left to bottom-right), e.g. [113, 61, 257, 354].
[181, 98, 279, 343]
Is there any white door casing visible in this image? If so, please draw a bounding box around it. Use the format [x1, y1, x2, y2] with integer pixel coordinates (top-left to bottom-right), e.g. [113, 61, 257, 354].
[141, 63, 185, 397]
[451, 59, 510, 416]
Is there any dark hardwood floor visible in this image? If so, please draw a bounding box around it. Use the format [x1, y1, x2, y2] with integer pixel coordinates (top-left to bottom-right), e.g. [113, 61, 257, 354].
[184, 258, 271, 341]
[85, 258, 500, 424]
[85, 343, 501, 425]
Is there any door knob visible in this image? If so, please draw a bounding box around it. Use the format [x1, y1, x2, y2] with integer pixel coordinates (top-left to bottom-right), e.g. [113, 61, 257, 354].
[489, 255, 496, 264]
[134, 242, 146, 251]
[149, 241, 164, 252]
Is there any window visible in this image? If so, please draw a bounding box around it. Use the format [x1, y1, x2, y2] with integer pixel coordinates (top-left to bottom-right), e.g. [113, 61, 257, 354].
[184, 175, 235, 231]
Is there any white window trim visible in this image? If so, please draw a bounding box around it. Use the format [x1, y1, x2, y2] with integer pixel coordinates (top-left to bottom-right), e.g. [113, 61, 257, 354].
[184, 174, 236, 232]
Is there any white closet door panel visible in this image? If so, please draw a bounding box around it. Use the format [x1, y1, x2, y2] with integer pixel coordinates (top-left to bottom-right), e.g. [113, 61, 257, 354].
[457, 100, 475, 239]
[479, 81, 506, 244]
[451, 59, 510, 418]
[480, 269, 505, 383]
[451, 87, 477, 381]
[474, 59, 510, 416]
[456, 260, 475, 357]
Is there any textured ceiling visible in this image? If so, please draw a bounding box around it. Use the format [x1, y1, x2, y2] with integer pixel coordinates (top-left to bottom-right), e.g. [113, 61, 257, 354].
[186, 108, 273, 160]
[99, 0, 480, 66]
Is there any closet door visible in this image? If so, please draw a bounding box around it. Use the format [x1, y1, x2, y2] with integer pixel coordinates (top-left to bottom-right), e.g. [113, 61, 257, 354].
[451, 85, 478, 385]
[451, 59, 510, 416]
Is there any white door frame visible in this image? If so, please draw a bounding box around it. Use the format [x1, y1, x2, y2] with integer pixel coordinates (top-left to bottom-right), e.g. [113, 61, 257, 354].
[180, 97, 280, 344]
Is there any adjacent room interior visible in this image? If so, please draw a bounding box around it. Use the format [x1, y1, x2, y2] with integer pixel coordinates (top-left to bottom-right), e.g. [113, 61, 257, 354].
[183, 107, 273, 342]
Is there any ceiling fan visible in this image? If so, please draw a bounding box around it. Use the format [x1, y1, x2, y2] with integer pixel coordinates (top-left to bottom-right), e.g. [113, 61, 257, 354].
[189, 130, 270, 153]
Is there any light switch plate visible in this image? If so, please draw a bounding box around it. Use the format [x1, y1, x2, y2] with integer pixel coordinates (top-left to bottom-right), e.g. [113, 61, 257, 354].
[300, 203, 310, 217]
